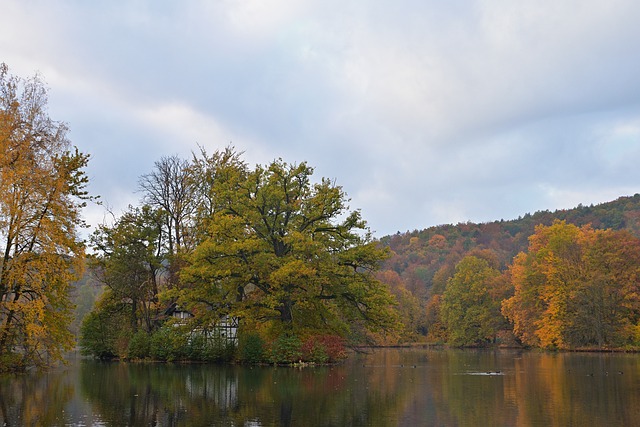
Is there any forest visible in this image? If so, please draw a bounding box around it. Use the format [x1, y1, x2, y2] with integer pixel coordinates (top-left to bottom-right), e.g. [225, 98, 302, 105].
[2, 62, 640, 372]
[377, 194, 640, 348]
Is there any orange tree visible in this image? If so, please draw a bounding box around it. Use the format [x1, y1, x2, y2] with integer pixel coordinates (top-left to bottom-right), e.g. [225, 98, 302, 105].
[502, 220, 640, 349]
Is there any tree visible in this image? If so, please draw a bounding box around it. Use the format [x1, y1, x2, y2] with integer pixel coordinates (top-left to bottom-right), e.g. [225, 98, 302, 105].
[424, 294, 448, 342]
[138, 155, 194, 286]
[378, 269, 427, 341]
[186, 145, 247, 244]
[79, 296, 129, 359]
[90, 205, 164, 334]
[178, 157, 400, 343]
[0, 63, 91, 370]
[69, 268, 104, 337]
[502, 221, 640, 349]
[440, 255, 506, 346]
[570, 228, 640, 346]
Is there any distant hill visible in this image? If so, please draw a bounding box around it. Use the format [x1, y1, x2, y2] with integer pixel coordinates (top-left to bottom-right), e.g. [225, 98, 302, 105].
[377, 194, 640, 300]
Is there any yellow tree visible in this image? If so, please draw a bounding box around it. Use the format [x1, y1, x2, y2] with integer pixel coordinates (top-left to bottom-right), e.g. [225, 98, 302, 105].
[502, 220, 640, 349]
[503, 221, 587, 348]
[500, 252, 544, 346]
[567, 228, 640, 346]
[0, 63, 91, 370]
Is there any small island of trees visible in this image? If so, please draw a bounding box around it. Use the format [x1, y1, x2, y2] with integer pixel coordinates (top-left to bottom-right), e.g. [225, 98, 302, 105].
[80, 149, 400, 364]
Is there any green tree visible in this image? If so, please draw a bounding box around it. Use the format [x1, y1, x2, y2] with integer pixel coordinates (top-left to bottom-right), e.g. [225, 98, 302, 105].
[90, 205, 165, 334]
[186, 144, 246, 244]
[179, 157, 400, 343]
[440, 255, 505, 346]
[79, 296, 130, 359]
[0, 63, 91, 370]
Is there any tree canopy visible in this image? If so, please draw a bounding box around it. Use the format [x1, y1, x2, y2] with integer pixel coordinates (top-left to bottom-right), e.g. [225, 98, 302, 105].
[178, 157, 400, 342]
[89, 205, 164, 334]
[441, 255, 509, 347]
[377, 194, 640, 344]
[502, 220, 640, 349]
[0, 63, 91, 370]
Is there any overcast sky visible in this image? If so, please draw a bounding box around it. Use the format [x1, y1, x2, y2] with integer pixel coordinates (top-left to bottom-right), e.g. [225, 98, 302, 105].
[2, 0, 640, 237]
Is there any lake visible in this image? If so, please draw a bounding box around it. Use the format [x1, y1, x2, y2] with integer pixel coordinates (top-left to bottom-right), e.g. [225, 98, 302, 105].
[1, 347, 639, 426]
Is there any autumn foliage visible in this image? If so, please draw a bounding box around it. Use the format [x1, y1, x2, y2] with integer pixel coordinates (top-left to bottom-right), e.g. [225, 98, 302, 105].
[6, 62, 640, 372]
[372, 195, 640, 349]
[81, 149, 401, 361]
[301, 335, 348, 363]
[502, 221, 640, 349]
[81, 155, 640, 353]
[0, 63, 91, 370]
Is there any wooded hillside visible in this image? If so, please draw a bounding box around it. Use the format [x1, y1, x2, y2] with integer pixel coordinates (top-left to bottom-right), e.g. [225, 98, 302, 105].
[377, 194, 640, 342]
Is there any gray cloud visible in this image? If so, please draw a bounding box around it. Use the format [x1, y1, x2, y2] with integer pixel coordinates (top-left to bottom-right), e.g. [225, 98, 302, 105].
[2, 0, 640, 237]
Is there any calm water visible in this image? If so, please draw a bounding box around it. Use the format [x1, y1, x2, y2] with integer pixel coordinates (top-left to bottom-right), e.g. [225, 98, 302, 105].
[1, 348, 639, 426]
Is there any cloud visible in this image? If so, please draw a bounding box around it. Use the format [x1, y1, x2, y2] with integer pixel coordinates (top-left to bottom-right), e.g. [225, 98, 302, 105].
[2, 0, 640, 236]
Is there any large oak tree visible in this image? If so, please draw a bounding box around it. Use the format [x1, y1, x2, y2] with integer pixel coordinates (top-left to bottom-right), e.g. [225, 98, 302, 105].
[178, 156, 399, 342]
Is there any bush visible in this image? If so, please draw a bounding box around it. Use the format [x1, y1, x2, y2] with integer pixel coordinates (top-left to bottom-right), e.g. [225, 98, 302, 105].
[188, 333, 236, 362]
[301, 335, 347, 363]
[269, 334, 302, 364]
[317, 335, 348, 362]
[239, 333, 266, 364]
[204, 340, 236, 362]
[79, 311, 119, 359]
[150, 326, 187, 361]
[0, 352, 26, 373]
[127, 330, 151, 359]
[301, 338, 329, 363]
[186, 334, 207, 361]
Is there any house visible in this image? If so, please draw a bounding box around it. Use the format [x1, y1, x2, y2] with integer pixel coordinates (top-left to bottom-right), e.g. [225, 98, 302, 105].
[163, 302, 239, 346]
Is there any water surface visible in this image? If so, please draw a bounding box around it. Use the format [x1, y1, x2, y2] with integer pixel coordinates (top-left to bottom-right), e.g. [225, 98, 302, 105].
[1, 348, 639, 426]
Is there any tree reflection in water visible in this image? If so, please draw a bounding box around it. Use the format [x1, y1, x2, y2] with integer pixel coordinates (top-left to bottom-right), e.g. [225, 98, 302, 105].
[77, 359, 409, 426]
[2, 349, 640, 426]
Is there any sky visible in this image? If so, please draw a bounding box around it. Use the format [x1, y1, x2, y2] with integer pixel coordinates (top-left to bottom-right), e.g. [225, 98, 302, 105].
[2, 0, 640, 238]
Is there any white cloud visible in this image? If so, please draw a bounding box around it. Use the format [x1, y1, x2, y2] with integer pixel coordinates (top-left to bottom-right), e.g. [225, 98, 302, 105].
[221, 0, 311, 38]
[136, 102, 235, 150]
